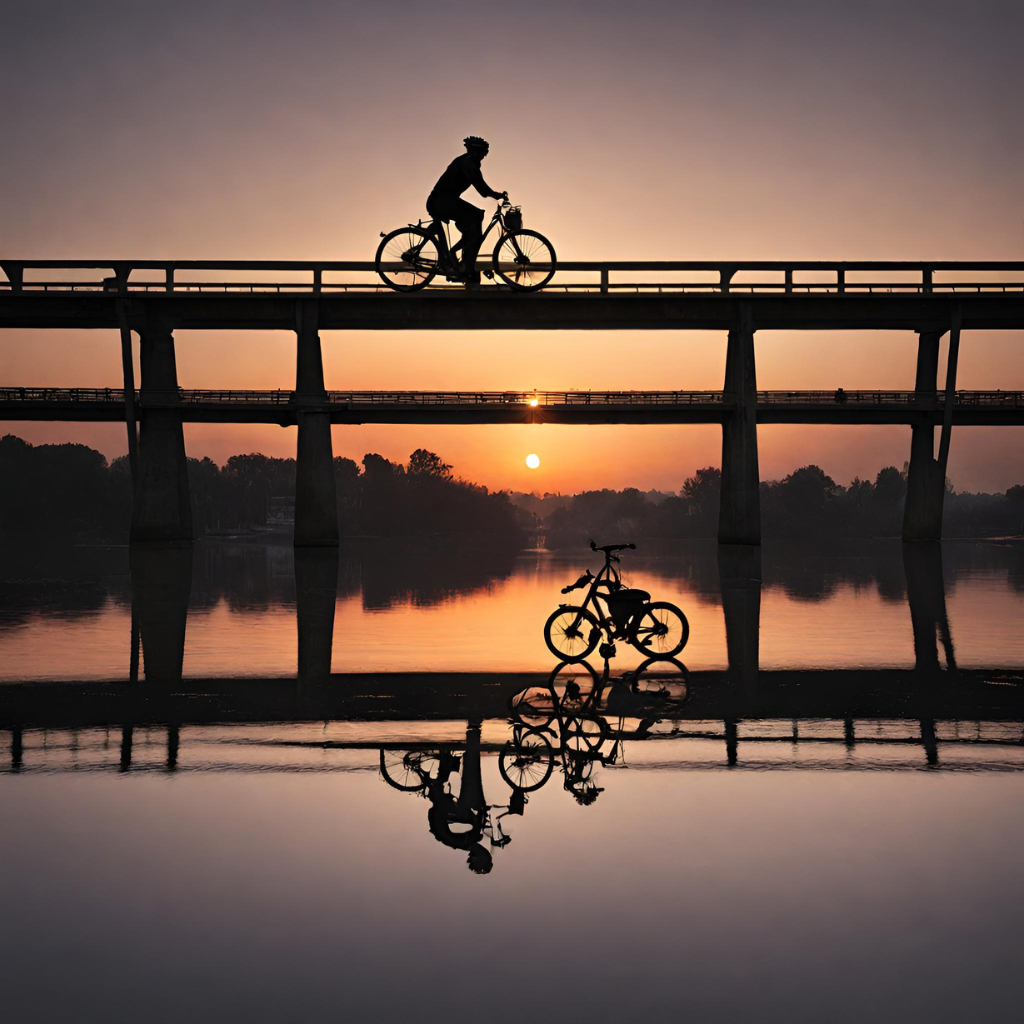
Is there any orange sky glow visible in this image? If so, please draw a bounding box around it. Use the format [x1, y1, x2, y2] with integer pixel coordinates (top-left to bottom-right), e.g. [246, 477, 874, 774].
[2, 0, 1022, 493]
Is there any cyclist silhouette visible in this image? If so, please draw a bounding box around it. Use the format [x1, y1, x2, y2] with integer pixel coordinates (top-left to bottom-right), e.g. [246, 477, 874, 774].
[426, 717, 494, 874]
[427, 136, 506, 285]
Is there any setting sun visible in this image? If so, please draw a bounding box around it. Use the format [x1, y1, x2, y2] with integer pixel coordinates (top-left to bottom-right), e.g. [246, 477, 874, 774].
[525, 453, 540, 469]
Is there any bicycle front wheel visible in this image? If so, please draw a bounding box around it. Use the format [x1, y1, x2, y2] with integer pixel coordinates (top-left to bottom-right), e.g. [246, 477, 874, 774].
[628, 602, 689, 659]
[499, 730, 555, 792]
[544, 606, 601, 662]
[492, 230, 556, 291]
[375, 227, 440, 291]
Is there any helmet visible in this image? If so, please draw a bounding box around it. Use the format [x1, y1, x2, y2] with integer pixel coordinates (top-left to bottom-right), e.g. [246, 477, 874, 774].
[463, 136, 489, 152]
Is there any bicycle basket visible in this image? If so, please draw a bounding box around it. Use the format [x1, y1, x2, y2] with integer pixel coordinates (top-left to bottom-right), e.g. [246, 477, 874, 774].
[605, 588, 650, 629]
[504, 206, 523, 233]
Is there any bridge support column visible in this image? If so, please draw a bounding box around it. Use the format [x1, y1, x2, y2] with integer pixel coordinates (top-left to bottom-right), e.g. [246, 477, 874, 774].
[902, 542, 956, 673]
[294, 301, 339, 547]
[130, 318, 192, 546]
[295, 548, 339, 690]
[902, 331, 944, 541]
[718, 545, 761, 698]
[130, 546, 193, 686]
[718, 308, 760, 545]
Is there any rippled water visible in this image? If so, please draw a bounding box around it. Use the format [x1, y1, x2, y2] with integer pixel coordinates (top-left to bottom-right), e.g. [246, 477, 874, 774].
[1, 537, 1022, 1022]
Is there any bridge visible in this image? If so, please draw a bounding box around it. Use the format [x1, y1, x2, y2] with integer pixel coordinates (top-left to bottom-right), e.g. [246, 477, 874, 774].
[3, 258, 1023, 546]
[3, 386, 1023, 426]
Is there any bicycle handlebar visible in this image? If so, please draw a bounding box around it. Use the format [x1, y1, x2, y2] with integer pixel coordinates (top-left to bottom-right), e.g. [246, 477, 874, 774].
[589, 540, 636, 554]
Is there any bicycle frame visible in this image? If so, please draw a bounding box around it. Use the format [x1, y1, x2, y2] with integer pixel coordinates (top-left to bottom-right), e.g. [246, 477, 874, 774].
[563, 552, 630, 640]
[420, 201, 521, 269]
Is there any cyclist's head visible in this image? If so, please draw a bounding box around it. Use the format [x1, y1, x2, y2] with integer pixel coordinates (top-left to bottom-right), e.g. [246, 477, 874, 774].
[464, 135, 489, 158]
[467, 844, 493, 874]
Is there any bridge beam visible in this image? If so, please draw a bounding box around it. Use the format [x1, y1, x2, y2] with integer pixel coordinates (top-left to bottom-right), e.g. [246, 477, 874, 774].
[902, 331, 944, 541]
[718, 309, 761, 544]
[129, 317, 192, 546]
[294, 301, 339, 547]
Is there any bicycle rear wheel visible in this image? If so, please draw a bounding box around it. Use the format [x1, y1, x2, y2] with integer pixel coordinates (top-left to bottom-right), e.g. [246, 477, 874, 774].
[628, 602, 689, 659]
[492, 230, 556, 291]
[375, 226, 440, 291]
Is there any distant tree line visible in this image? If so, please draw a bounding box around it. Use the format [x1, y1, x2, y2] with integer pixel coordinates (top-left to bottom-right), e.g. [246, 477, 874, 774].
[2, 434, 1022, 545]
[520, 465, 1024, 548]
[0, 435, 524, 543]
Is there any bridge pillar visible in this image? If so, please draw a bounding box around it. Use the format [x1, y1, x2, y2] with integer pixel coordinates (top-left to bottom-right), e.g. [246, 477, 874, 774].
[718, 545, 761, 698]
[295, 548, 339, 689]
[130, 317, 192, 546]
[130, 546, 193, 686]
[718, 309, 760, 545]
[902, 541, 956, 673]
[902, 331, 944, 542]
[294, 301, 339, 547]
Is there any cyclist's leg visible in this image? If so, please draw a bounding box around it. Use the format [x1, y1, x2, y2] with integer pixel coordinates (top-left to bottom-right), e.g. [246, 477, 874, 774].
[453, 200, 485, 278]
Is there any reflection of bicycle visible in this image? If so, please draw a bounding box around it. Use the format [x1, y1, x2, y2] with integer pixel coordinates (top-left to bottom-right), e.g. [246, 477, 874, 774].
[544, 542, 689, 662]
[502, 657, 690, 799]
[375, 199, 556, 292]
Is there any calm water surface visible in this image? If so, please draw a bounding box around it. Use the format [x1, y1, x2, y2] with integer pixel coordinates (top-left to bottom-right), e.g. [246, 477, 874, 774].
[1, 538, 1022, 1022]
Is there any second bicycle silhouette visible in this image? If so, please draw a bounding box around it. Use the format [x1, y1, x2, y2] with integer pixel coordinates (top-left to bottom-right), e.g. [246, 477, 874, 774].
[544, 541, 690, 662]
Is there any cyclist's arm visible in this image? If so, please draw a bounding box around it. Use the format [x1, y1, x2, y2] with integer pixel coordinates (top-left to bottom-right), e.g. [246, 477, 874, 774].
[468, 161, 504, 201]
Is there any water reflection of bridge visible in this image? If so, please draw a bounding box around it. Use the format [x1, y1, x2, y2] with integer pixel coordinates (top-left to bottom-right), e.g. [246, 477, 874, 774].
[2, 542, 1021, 774]
[4, 259, 1023, 546]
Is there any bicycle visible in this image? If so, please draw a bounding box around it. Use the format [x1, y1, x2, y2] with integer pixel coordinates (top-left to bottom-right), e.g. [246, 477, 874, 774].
[543, 542, 690, 662]
[375, 198, 556, 292]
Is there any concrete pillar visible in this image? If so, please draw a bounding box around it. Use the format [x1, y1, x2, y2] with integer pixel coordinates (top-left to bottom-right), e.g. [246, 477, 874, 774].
[295, 547, 339, 689]
[130, 316, 192, 546]
[130, 546, 193, 686]
[902, 331, 944, 541]
[718, 544, 761, 699]
[902, 541, 956, 673]
[718, 307, 760, 545]
[294, 301, 339, 547]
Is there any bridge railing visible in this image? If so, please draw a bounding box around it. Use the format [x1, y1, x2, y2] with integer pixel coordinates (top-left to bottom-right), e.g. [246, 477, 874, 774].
[2, 387, 1023, 407]
[2, 260, 1024, 295]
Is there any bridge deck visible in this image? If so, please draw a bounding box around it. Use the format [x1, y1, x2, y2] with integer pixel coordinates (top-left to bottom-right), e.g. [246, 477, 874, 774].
[2, 260, 1023, 330]
[3, 387, 1022, 425]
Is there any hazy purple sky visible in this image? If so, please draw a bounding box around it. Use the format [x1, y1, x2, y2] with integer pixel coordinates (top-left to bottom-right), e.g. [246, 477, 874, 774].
[2, 0, 1022, 492]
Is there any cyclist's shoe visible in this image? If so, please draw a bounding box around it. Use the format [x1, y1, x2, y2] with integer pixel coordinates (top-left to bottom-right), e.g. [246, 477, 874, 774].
[599, 641, 617, 660]
[464, 271, 481, 290]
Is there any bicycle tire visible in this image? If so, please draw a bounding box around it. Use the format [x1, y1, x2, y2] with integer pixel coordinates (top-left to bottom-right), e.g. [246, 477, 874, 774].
[492, 229, 556, 291]
[544, 606, 601, 662]
[379, 749, 429, 791]
[499, 730, 555, 792]
[628, 601, 689, 659]
[375, 226, 440, 291]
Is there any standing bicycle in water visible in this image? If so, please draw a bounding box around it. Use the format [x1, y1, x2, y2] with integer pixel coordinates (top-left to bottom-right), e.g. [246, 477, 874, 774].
[427, 136, 506, 286]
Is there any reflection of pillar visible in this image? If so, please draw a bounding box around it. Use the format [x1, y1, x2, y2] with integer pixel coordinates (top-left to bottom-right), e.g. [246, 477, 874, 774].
[718, 306, 760, 545]
[902, 542, 956, 673]
[120, 725, 133, 772]
[11, 727, 23, 773]
[724, 719, 738, 767]
[167, 725, 180, 772]
[295, 547, 339, 688]
[130, 315, 192, 546]
[919, 719, 939, 767]
[294, 300, 339, 547]
[718, 544, 761, 697]
[130, 547, 193, 686]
